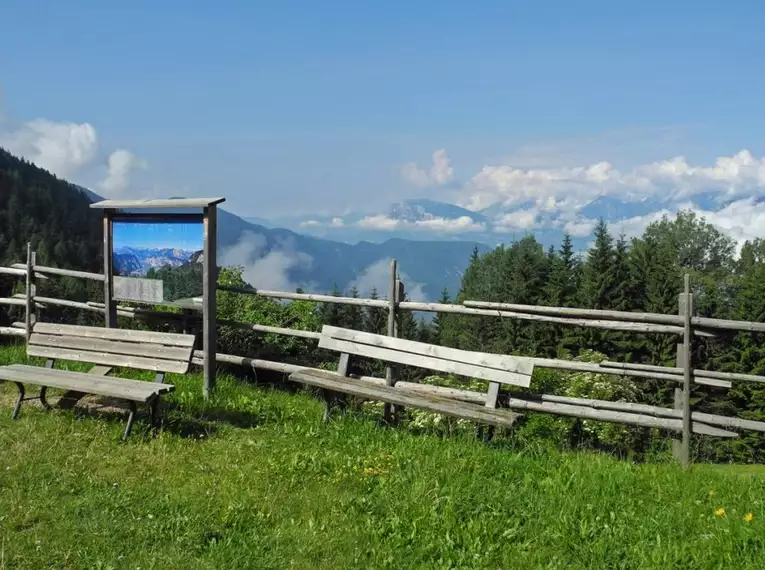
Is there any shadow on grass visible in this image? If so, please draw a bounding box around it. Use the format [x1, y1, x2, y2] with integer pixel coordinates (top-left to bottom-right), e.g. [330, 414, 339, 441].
[39, 394, 269, 441]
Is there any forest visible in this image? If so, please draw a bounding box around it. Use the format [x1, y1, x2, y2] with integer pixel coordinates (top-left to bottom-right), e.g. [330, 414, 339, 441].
[213, 212, 765, 463]
[1, 144, 764, 462]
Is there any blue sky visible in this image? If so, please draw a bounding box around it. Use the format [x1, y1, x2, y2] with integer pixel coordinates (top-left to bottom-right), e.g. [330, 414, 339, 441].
[1, 0, 764, 243]
[113, 222, 203, 251]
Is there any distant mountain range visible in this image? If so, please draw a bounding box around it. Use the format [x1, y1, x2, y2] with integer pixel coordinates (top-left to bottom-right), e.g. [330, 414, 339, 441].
[113, 246, 202, 277]
[246, 197, 580, 249]
[79, 191, 488, 300]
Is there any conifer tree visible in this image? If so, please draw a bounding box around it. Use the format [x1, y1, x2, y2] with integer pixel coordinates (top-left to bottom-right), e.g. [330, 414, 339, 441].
[339, 285, 363, 331]
[363, 287, 387, 334]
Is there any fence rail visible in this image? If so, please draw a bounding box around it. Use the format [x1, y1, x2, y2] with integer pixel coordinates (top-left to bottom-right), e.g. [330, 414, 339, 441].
[3, 250, 765, 466]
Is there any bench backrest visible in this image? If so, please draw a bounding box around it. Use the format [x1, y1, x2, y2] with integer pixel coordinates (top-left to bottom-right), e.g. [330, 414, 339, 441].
[28, 323, 196, 374]
[318, 325, 534, 388]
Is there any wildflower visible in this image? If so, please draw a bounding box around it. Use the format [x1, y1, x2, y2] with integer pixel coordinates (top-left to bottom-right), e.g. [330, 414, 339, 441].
[715, 507, 725, 517]
[744, 513, 754, 523]
[708, 489, 715, 497]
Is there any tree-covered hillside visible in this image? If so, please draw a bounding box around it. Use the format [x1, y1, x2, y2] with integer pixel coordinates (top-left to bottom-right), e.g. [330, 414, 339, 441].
[240, 211, 765, 462]
[0, 147, 104, 326]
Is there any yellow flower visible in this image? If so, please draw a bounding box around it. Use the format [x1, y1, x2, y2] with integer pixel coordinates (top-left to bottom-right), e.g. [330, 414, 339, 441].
[715, 507, 725, 517]
[744, 512, 754, 523]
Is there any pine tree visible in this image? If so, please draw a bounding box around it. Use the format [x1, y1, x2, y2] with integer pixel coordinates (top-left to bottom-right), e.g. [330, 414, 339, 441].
[363, 287, 387, 334]
[578, 219, 617, 352]
[319, 283, 343, 326]
[339, 286, 363, 330]
[432, 287, 450, 344]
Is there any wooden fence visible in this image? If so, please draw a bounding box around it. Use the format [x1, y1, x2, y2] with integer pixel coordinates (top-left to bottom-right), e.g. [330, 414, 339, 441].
[2, 246, 765, 466]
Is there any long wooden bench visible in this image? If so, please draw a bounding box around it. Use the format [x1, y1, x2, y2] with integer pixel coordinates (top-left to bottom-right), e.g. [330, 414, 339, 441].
[0, 322, 196, 440]
[289, 325, 535, 434]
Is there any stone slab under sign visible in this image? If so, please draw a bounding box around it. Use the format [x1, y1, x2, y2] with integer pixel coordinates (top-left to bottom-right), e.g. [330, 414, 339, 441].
[114, 276, 164, 303]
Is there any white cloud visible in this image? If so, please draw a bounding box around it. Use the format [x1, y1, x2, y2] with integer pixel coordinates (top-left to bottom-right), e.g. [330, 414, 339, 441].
[459, 149, 765, 215]
[357, 215, 401, 230]
[220, 230, 314, 291]
[330, 217, 344, 227]
[347, 258, 427, 301]
[492, 209, 540, 233]
[357, 214, 485, 233]
[401, 149, 454, 187]
[562, 218, 598, 238]
[560, 197, 765, 249]
[0, 99, 147, 198]
[0, 118, 99, 179]
[97, 149, 147, 197]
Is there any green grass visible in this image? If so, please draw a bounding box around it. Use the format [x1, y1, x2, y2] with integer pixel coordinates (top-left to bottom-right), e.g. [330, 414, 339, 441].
[1, 344, 763, 569]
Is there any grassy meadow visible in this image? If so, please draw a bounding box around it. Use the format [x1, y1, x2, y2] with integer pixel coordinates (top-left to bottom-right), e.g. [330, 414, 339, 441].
[0, 344, 764, 569]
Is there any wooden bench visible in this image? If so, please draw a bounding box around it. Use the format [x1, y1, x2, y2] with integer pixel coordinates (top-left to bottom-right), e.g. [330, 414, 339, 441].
[0, 323, 196, 440]
[289, 325, 535, 434]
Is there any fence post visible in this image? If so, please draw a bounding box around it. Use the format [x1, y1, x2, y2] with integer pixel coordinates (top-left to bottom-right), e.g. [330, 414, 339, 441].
[672, 291, 690, 461]
[24, 244, 36, 341]
[384, 259, 398, 423]
[680, 273, 694, 467]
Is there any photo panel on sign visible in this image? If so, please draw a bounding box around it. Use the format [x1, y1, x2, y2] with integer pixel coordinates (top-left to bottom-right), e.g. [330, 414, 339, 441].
[112, 220, 204, 304]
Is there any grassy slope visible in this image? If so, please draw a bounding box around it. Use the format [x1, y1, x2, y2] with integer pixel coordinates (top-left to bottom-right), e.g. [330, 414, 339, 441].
[0, 345, 763, 569]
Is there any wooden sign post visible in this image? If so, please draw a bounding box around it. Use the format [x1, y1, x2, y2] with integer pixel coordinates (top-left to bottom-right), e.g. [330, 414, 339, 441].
[90, 197, 225, 398]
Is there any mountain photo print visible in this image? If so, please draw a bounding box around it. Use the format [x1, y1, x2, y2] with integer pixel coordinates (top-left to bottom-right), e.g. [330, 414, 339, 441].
[112, 221, 204, 303]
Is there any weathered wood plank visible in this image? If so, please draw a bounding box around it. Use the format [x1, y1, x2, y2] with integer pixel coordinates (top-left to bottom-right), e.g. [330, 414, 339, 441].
[0, 266, 27, 276]
[26, 345, 190, 373]
[25, 245, 34, 342]
[0, 327, 26, 337]
[500, 396, 736, 438]
[520, 393, 765, 433]
[32, 322, 195, 347]
[90, 197, 225, 209]
[515, 356, 728, 388]
[319, 335, 532, 388]
[395, 301, 699, 336]
[464, 300, 685, 325]
[485, 382, 501, 408]
[322, 326, 535, 378]
[219, 285, 390, 308]
[359, 377, 488, 404]
[202, 204, 217, 397]
[29, 334, 193, 363]
[0, 366, 173, 402]
[601, 360, 760, 386]
[0, 298, 27, 306]
[692, 315, 765, 334]
[5, 364, 158, 388]
[218, 319, 321, 340]
[32, 265, 105, 282]
[290, 369, 521, 428]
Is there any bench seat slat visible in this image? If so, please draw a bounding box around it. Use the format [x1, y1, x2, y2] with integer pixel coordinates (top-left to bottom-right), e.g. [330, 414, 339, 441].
[0, 366, 173, 403]
[30, 333, 192, 363]
[319, 336, 532, 388]
[33, 322, 195, 348]
[290, 369, 520, 428]
[27, 345, 190, 374]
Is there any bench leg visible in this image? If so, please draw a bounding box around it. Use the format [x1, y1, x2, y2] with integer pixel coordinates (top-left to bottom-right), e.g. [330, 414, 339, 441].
[11, 382, 24, 420]
[122, 401, 137, 442]
[39, 386, 51, 410]
[11, 383, 53, 419]
[321, 389, 332, 423]
[149, 395, 161, 433]
[320, 389, 349, 423]
[476, 424, 495, 443]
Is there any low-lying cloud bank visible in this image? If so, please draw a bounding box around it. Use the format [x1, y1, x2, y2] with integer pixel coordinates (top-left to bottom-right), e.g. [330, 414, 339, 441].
[220, 231, 315, 292]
